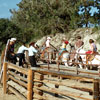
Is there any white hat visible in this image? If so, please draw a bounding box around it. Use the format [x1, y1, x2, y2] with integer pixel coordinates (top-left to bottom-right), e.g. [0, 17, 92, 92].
[47, 37, 51, 40]
[10, 38, 17, 42]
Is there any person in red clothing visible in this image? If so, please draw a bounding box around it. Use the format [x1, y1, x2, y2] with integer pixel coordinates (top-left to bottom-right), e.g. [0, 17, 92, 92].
[58, 39, 69, 60]
[86, 39, 97, 64]
[86, 39, 97, 54]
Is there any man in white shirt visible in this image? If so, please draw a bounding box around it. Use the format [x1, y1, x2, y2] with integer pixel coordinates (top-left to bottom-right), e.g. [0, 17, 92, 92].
[16, 42, 28, 66]
[28, 42, 38, 67]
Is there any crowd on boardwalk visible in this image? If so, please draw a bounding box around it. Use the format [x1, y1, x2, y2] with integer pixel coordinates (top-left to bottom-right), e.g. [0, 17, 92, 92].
[6, 36, 98, 67]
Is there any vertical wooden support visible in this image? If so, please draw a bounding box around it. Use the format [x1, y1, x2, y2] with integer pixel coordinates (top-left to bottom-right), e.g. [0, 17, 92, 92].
[27, 69, 33, 100]
[3, 62, 7, 94]
[33, 72, 44, 100]
[93, 79, 99, 100]
[47, 52, 49, 70]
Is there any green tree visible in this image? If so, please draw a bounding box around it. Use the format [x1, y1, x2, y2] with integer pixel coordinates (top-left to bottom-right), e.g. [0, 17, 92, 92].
[0, 18, 20, 52]
[77, 0, 100, 27]
[10, 0, 80, 38]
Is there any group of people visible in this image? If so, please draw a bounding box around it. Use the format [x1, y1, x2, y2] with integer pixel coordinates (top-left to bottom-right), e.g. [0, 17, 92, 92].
[59, 36, 97, 63]
[6, 38, 39, 67]
[6, 36, 97, 67]
[74, 36, 97, 55]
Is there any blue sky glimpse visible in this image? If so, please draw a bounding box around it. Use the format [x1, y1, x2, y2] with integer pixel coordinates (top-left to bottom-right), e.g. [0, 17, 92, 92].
[0, 0, 21, 18]
[0, 0, 99, 19]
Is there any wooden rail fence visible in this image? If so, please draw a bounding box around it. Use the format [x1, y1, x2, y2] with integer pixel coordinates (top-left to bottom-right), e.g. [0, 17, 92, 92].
[2, 61, 100, 100]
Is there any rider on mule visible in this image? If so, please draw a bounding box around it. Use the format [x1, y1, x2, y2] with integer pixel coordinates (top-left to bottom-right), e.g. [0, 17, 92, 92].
[70, 36, 84, 60]
[41, 36, 51, 58]
[58, 39, 69, 60]
[86, 39, 97, 64]
[75, 36, 84, 50]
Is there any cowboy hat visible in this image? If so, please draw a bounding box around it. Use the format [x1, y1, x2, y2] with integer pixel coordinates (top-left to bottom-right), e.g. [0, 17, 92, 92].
[47, 37, 51, 40]
[10, 38, 17, 42]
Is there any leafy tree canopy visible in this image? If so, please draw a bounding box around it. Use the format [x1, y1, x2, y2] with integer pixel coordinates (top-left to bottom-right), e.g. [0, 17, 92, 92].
[0, 18, 20, 52]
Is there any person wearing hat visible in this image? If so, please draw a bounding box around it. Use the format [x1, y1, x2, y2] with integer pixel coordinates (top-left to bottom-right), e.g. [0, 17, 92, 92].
[16, 42, 28, 66]
[28, 42, 39, 67]
[45, 36, 51, 48]
[41, 36, 51, 58]
[59, 39, 69, 55]
[6, 38, 17, 64]
[58, 39, 69, 60]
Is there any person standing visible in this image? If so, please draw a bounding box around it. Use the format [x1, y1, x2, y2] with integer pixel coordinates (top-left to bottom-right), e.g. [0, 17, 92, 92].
[16, 42, 28, 66]
[6, 38, 17, 64]
[28, 42, 38, 67]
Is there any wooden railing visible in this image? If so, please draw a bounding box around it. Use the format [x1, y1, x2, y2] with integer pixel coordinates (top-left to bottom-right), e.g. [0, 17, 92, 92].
[3, 62, 100, 100]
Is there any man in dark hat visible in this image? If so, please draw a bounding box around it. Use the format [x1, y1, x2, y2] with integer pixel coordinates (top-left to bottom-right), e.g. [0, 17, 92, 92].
[28, 42, 39, 67]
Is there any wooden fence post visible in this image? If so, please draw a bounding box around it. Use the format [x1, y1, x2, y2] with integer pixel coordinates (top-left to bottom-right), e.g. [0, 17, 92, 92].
[93, 79, 99, 100]
[3, 62, 7, 94]
[33, 72, 44, 100]
[27, 69, 33, 100]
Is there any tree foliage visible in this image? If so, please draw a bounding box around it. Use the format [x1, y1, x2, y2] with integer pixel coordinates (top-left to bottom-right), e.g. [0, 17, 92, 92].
[10, 0, 100, 40]
[10, 0, 80, 39]
[77, 0, 100, 27]
[0, 18, 20, 52]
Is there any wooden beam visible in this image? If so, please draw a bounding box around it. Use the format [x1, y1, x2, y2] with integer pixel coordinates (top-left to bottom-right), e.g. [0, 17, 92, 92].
[8, 70, 27, 82]
[33, 88, 43, 96]
[36, 86, 92, 100]
[33, 93, 46, 100]
[27, 69, 33, 100]
[3, 62, 7, 94]
[34, 72, 44, 80]
[40, 65, 99, 76]
[9, 86, 26, 100]
[40, 79, 93, 93]
[93, 79, 99, 100]
[7, 62, 28, 75]
[31, 67, 100, 80]
[8, 75, 27, 88]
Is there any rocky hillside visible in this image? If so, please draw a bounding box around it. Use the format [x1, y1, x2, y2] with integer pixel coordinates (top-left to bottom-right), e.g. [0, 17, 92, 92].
[36, 28, 100, 52]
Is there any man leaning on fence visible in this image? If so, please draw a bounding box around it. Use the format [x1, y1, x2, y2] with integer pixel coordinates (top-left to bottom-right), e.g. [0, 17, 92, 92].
[28, 42, 39, 67]
[6, 38, 17, 64]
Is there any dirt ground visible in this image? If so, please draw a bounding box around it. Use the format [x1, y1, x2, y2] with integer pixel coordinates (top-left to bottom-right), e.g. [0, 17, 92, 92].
[0, 84, 18, 100]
